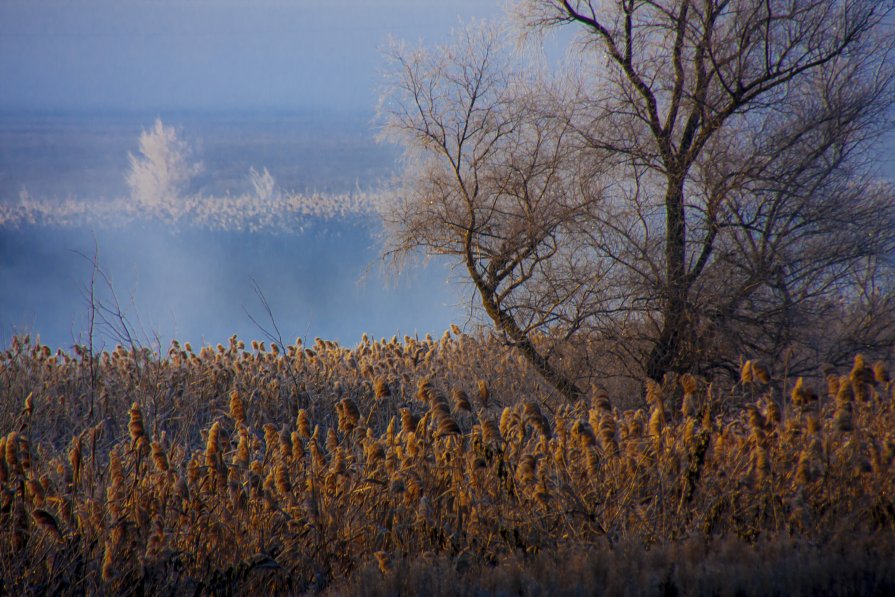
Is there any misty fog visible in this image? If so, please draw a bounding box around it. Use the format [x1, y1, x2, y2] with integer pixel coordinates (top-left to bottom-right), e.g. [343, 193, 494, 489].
[0, 111, 467, 350]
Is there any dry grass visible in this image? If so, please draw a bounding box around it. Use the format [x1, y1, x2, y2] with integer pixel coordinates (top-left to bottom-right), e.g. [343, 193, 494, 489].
[1, 333, 894, 595]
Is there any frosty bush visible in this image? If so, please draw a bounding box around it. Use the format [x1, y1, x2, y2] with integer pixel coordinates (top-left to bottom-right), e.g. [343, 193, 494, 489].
[126, 119, 203, 219]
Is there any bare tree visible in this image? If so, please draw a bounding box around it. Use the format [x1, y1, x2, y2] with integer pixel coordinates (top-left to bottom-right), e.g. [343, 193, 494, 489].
[521, 0, 895, 380]
[379, 26, 613, 400]
[380, 2, 895, 397]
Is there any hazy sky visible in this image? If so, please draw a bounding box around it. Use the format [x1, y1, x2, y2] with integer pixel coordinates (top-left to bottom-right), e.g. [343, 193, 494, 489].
[0, 0, 504, 112]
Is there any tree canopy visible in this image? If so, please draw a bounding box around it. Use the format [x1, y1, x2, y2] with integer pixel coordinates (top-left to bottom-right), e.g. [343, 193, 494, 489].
[380, 1, 895, 399]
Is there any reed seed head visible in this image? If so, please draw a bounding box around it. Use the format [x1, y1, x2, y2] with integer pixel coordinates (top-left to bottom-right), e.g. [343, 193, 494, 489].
[128, 402, 145, 444]
[229, 390, 246, 426]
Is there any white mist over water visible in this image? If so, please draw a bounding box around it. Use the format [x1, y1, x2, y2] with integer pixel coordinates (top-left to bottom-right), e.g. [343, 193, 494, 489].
[0, 112, 468, 350]
[1, 115, 390, 231]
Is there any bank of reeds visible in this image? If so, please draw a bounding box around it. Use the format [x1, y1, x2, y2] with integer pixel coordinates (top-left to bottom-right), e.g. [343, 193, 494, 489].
[1, 334, 894, 595]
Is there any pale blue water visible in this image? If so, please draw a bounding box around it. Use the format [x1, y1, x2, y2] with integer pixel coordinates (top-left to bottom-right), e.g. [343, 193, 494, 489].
[0, 111, 467, 350]
[0, 109, 395, 200]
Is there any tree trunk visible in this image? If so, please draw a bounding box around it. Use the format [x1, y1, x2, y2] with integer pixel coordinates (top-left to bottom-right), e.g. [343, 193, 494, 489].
[646, 175, 690, 381]
[480, 286, 586, 402]
[464, 239, 585, 401]
[645, 300, 689, 382]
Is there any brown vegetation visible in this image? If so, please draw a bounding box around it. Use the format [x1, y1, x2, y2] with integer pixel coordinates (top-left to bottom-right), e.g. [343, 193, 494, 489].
[1, 333, 894, 594]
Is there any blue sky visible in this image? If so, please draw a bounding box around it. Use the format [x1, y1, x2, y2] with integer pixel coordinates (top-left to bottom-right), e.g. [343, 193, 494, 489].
[0, 0, 504, 112]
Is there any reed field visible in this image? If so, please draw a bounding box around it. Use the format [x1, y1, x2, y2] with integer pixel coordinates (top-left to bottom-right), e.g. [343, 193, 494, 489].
[1, 331, 894, 595]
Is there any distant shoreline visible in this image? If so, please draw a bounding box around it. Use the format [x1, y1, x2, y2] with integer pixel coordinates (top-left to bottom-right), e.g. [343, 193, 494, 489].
[0, 109, 398, 201]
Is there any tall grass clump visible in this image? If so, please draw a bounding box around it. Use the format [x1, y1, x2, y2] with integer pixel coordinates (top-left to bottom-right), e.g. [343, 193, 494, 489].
[1, 334, 894, 594]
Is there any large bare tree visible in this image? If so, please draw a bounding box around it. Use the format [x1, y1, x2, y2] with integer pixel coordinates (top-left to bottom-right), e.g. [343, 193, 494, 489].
[379, 27, 609, 400]
[380, 2, 895, 398]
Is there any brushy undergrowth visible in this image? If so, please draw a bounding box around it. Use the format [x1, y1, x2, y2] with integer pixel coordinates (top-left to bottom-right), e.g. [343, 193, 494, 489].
[1, 332, 894, 595]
